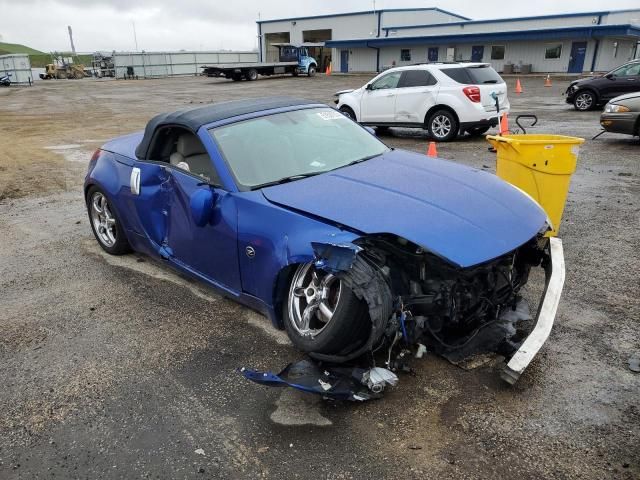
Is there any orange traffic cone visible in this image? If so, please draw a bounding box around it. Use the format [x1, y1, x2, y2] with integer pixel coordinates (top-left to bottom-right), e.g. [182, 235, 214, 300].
[544, 74, 552, 87]
[499, 112, 509, 135]
[427, 141, 438, 157]
[515, 78, 523, 94]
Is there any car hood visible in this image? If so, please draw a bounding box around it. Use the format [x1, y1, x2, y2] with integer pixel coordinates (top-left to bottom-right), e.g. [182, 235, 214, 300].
[609, 92, 640, 105]
[261, 150, 547, 268]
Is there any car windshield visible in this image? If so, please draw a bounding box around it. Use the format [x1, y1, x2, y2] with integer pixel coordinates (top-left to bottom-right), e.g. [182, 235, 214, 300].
[209, 107, 390, 190]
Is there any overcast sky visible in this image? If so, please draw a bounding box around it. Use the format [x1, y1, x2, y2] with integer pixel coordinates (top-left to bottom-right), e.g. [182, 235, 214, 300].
[1, 0, 639, 53]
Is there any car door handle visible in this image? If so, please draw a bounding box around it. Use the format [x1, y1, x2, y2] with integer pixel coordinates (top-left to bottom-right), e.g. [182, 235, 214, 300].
[130, 167, 141, 196]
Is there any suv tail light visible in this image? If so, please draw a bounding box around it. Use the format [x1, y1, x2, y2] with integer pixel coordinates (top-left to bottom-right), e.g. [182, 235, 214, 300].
[463, 86, 481, 103]
[90, 149, 102, 162]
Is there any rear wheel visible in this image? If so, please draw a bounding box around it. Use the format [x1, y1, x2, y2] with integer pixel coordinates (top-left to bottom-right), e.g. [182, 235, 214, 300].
[339, 106, 356, 121]
[427, 109, 459, 142]
[231, 73, 242, 82]
[375, 126, 391, 135]
[307, 65, 316, 77]
[245, 69, 258, 81]
[574, 90, 595, 111]
[86, 186, 131, 255]
[283, 262, 370, 355]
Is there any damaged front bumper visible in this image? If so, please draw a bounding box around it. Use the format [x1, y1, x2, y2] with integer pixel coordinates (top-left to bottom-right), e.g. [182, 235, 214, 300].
[501, 237, 565, 384]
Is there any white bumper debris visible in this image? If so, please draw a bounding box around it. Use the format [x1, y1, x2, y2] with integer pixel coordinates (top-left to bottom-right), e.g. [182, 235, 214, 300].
[502, 237, 565, 385]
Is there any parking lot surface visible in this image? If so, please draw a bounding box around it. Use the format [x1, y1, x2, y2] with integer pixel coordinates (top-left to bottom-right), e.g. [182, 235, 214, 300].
[0, 74, 638, 479]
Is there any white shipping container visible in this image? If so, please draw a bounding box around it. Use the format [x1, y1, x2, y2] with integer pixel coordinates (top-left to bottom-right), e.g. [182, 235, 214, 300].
[113, 51, 259, 79]
[0, 54, 33, 85]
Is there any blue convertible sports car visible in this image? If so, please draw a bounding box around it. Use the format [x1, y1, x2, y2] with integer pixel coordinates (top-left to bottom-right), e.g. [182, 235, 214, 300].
[85, 97, 564, 384]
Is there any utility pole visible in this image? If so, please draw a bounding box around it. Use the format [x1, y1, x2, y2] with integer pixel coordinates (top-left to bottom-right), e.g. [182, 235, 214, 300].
[132, 21, 139, 51]
[67, 25, 77, 56]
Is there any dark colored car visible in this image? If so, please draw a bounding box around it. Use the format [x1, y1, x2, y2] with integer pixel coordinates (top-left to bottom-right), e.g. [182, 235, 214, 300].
[600, 92, 640, 137]
[565, 60, 640, 111]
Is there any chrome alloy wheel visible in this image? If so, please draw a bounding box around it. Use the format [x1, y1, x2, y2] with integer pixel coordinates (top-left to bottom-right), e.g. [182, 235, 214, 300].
[431, 114, 452, 138]
[90, 192, 117, 247]
[288, 263, 342, 338]
[575, 92, 593, 110]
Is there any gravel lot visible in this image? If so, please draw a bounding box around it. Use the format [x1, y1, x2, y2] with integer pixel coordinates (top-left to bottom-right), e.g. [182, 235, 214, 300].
[0, 74, 638, 479]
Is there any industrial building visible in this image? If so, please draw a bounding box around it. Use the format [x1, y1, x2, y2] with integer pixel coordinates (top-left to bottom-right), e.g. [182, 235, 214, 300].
[257, 7, 640, 74]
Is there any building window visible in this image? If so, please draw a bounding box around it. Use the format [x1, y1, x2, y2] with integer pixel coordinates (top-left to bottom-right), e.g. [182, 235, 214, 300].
[545, 44, 563, 59]
[491, 46, 505, 60]
[400, 49, 411, 62]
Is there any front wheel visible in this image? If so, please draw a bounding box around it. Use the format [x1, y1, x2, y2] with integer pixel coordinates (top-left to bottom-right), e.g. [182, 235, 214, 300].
[307, 65, 316, 77]
[283, 263, 370, 355]
[86, 186, 131, 255]
[427, 109, 459, 142]
[574, 90, 595, 111]
[339, 106, 356, 121]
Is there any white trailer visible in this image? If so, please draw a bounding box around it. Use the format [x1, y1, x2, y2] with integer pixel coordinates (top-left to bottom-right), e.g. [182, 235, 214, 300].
[0, 54, 33, 86]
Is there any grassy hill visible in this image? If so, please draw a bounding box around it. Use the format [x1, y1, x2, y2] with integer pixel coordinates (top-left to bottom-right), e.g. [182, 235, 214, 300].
[0, 43, 93, 68]
[0, 42, 46, 56]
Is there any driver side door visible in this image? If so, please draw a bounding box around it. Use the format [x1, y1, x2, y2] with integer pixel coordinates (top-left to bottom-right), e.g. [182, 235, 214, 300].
[164, 131, 241, 293]
[360, 71, 402, 123]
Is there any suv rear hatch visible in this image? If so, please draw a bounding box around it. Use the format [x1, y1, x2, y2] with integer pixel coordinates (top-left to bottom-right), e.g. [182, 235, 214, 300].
[442, 64, 509, 113]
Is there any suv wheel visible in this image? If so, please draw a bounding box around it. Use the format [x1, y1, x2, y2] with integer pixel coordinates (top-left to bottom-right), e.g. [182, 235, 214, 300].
[339, 106, 356, 121]
[574, 91, 595, 111]
[427, 110, 458, 142]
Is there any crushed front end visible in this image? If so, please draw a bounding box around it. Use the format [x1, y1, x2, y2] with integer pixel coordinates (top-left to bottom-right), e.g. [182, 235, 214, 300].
[313, 231, 565, 385]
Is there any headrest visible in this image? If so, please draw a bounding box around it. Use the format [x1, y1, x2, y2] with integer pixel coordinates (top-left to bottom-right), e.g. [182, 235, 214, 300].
[177, 134, 205, 157]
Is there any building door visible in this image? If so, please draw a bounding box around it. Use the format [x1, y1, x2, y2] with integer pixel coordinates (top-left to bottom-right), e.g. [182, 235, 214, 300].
[446, 47, 456, 62]
[568, 42, 587, 73]
[340, 50, 349, 73]
[471, 46, 484, 62]
[428, 47, 439, 62]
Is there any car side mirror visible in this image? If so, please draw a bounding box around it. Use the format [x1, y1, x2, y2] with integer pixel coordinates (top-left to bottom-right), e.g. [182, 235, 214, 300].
[605, 73, 615, 80]
[190, 187, 217, 227]
[365, 83, 373, 91]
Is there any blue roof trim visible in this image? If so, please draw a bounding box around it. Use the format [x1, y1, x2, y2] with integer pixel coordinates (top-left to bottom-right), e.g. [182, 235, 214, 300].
[325, 24, 640, 48]
[382, 8, 638, 31]
[256, 7, 470, 24]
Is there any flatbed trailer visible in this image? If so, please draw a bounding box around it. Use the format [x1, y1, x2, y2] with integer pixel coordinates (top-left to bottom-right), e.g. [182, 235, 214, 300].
[201, 43, 321, 82]
[201, 62, 304, 81]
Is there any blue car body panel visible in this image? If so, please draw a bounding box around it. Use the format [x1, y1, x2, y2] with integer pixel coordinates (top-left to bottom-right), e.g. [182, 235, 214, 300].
[261, 150, 546, 268]
[85, 101, 546, 329]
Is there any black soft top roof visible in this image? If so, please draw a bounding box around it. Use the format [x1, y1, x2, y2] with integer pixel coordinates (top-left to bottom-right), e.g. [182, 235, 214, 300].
[135, 96, 322, 159]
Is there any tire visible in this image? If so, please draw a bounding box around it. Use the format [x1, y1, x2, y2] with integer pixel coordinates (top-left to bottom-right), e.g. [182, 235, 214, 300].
[86, 186, 131, 255]
[375, 126, 391, 135]
[307, 65, 316, 77]
[467, 126, 490, 136]
[245, 69, 258, 81]
[339, 106, 356, 121]
[427, 109, 459, 142]
[283, 262, 371, 355]
[574, 90, 596, 111]
[231, 73, 242, 82]
[292, 70, 299, 77]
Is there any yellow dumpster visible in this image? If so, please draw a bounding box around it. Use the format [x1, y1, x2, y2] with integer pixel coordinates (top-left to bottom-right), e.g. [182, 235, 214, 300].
[486, 134, 584, 236]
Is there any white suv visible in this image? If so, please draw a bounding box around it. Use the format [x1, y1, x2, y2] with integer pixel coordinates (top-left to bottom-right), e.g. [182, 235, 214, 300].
[335, 63, 510, 142]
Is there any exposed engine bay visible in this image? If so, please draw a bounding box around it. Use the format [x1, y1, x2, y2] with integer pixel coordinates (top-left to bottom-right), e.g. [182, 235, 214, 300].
[242, 233, 564, 398]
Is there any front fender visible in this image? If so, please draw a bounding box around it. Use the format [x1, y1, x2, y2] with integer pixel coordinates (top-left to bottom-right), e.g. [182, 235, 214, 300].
[235, 192, 360, 327]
